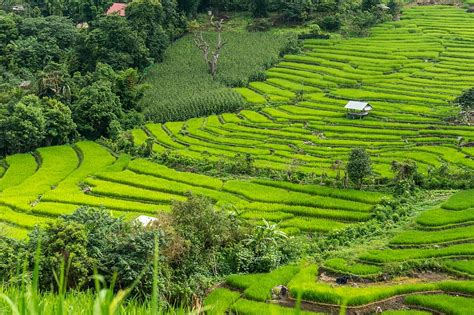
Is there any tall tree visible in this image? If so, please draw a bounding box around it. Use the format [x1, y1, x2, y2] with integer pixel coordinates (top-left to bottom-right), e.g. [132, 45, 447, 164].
[82, 15, 150, 71]
[41, 97, 76, 146]
[0, 96, 46, 154]
[126, 0, 170, 62]
[346, 148, 372, 189]
[72, 80, 122, 139]
[193, 14, 226, 79]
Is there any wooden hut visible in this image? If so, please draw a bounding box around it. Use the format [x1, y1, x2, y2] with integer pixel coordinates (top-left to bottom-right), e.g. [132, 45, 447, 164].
[344, 101, 373, 119]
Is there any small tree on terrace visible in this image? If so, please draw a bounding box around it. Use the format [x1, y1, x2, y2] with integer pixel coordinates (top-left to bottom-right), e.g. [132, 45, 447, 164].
[455, 87, 474, 118]
[193, 14, 226, 79]
[391, 159, 420, 195]
[347, 148, 372, 189]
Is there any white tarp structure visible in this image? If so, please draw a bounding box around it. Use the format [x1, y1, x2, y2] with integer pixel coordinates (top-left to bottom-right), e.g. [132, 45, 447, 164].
[136, 215, 158, 227]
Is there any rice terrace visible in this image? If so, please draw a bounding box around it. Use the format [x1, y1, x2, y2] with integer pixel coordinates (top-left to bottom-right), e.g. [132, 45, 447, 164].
[0, 0, 473, 314]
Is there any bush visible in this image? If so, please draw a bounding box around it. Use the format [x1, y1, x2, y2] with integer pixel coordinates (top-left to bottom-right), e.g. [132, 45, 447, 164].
[347, 148, 372, 189]
[455, 87, 474, 112]
[278, 0, 313, 23]
[1, 194, 304, 305]
[279, 37, 303, 57]
[320, 15, 341, 31]
[246, 18, 272, 32]
[26, 208, 159, 294]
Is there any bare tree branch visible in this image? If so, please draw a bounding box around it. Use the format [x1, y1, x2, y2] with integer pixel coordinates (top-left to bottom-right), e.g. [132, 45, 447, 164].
[193, 15, 226, 79]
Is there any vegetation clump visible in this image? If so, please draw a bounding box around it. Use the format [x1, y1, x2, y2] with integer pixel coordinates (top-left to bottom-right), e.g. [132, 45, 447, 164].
[1, 195, 301, 306]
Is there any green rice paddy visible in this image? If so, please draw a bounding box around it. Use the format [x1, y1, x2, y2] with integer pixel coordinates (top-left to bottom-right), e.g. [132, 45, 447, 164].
[1, 5, 474, 314]
[132, 6, 474, 180]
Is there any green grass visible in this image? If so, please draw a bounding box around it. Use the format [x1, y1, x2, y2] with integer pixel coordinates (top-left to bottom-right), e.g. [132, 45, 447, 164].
[0, 206, 52, 229]
[131, 129, 148, 146]
[360, 243, 474, 263]
[0, 153, 37, 191]
[0, 222, 30, 239]
[444, 259, 474, 276]
[235, 87, 267, 104]
[230, 299, 322, 315]
[323, 258, 382, 276]
[227, 265, 300, 302]
[288, 264, 473, 306]
[389, 225, 474, 245]
[127, 159, 223, 190]
[0, 139, 385, 235]
[0, 146, 78, 211]
[252, 179, 387, 204]
[442, 189, 474, 210]
[85, 178, 185, 204]
[95, 169, 245, 206]
[405, 294, 474, 315]
[203, 288, 241, 315]
[279, 217, 349, 233]
[416, 207, 474, 227]
[145, 124, 186, 149]
[222, 181, 372, 212]
[244, 202, 371, 222]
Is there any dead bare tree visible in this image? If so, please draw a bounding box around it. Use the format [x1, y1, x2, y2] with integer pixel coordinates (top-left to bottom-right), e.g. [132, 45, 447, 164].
[193, 14, 226, 79]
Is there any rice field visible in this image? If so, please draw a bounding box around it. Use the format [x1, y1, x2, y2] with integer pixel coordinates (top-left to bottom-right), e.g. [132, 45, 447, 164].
[205, 263, 474, 313]
[0, 142, 386, 239]
[135, 6, 474, 179]
[320, 189, 474, 275]
[206, 187, 474, 313]
[1, 5, 474, 314]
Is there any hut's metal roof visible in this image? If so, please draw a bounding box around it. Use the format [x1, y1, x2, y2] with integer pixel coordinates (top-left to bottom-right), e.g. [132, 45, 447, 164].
[344, 101, 373, 111]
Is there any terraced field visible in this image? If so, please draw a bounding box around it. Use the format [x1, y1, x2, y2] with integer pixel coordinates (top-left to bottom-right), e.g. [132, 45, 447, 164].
[0, 142, 387, 239]
[1, 5, 473, 313]
[205, 190, 474, 314]
[321, 190, 474, 277]
[136, 6, 474, 178]
[205, 264, 474, 314]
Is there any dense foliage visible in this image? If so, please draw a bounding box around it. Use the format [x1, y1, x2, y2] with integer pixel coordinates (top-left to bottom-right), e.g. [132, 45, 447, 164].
[0, 1, 185, 155]
[456, 87, 474, 113]
[347, 148, 372, 188]
[0, 195, 301, 305]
